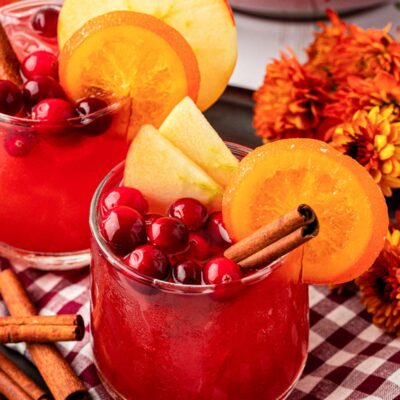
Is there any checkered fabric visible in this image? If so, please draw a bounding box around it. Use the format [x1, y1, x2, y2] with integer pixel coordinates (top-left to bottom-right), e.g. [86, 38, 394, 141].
[1, 263, 400, 400]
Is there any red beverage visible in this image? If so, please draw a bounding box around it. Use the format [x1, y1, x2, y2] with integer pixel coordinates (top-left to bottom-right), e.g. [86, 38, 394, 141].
[90, 148, 309, 400]
[0, 0, 128, 267]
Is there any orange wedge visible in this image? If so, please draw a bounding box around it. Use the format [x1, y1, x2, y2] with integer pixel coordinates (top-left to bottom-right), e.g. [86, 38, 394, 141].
[223, 139, 388, 284]
[59, 11, 200, 136]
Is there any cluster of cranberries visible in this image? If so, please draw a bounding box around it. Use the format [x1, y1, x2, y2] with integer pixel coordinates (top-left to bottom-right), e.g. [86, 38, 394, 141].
[1, 7, 112, 157]
[99, 186, 243, 285]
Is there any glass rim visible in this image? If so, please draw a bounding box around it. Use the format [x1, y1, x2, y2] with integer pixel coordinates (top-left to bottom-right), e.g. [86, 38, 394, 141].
[89, 141, 292, 294]
[0, 0, 128, 128]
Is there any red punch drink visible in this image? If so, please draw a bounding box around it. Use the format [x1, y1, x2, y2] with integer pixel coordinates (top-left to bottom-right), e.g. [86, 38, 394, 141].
[0, 0, 128, 268]
[90, 145, 309, 400]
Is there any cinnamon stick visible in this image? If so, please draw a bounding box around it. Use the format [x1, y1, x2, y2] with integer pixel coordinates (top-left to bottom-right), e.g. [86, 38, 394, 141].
[224, 204, 316, 263]
[0, 315, 85, 343]
[0, 268, 89, 400]
[0, 368, 33, 400]
[0, 22, 21, 84]
[0, 350, 48, 400]
[238, 220, 319, 269]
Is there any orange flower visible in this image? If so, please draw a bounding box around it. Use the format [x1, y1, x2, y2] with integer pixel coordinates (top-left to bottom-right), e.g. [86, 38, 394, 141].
[330, 25, 400, 82]
[305, 9, 346, 83]
[254, 53, 329, 141]
[356, 237, 400, 336]
[331, 106, 400, 196]
[324, 72, 400, 123]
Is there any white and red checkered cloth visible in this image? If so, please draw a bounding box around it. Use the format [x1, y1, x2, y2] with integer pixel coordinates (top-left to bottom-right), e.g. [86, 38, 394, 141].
[1, 262, 400, 400]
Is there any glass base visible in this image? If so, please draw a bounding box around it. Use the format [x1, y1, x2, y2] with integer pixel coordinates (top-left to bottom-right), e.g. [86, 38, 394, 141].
[0, 241, 90, 271]
[95, 354, 308, 400]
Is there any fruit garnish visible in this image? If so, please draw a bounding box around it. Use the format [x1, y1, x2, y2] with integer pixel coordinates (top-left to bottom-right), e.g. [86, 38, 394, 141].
[31, 7, 60, 38]
[21, 51, 58, 80]
[58, 0, 237, 110]
[59, 11, 200, 137]
[223, 138, 388, 284]
[0, 80, 22, 116]
[123, 124, 222, 214]
[159, 97, 239, 187]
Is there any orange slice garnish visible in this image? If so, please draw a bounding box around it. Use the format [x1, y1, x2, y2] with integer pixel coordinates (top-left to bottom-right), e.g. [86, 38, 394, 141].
[223, 139, 388, 284]
[59, 11, 200, 136]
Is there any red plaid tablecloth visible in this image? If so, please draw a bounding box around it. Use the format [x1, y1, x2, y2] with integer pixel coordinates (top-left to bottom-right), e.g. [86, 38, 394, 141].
[1, 262, 400, 400]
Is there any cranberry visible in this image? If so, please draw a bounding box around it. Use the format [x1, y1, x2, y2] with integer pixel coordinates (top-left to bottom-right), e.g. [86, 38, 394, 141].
[185, 232, 210, 261]
[100, 206, 147, 255]
[0, 80, 23, 116]
[101, 186, 149, 216]
[172, 260, 202, 284]
[23, 77, 65, 106]
[203, 257, 242, 285]
[168, 198, 208, 231]
[75, 97, 112, 136]
[144, 213, 163, 236]
[0, 257, 12, 271]
[31, 7, 60, 38]
[206, 212, 232, 248]
[148, 217, 189, 254]
[125, 244, 170, 280]
[32, 98, 74, 136]
[21, 51, 58, 80]
[4, 131, 36, 157]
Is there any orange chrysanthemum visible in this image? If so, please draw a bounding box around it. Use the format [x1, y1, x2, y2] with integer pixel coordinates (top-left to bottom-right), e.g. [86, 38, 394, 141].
[305, 9, 346, 84]
[330, 25, 400, 83]
[253, 53, 329, 141]
[306, 10, 400, 87]
[331, 106, 400, 196]
[323, 72, 400, 123]
[356, 237, 400, 336]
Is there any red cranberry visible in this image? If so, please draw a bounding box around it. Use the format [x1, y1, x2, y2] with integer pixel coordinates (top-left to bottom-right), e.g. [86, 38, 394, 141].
[4, 131, 36, 157]
[203, 257, 242, 285]
[0, 80, 23, 116]
[31, 7, 60, 38]
[100, 206, 146, 255]
[144, 213, 163, 236]
[23, 77, 65, 106]
[125, 244, 170, 280]
[185, 232, 210, 261]
[206, 212, 232, 248]
[101, 186, 149, 216]
[75, 97, 112, 136]
[148, 217, 189, 254]
[22, 51, 58, 80]
[172, 260, 202, 284]
[0, 256, 12, 271]
[32, 98, 74, 136]
[168, 198, 208, 230]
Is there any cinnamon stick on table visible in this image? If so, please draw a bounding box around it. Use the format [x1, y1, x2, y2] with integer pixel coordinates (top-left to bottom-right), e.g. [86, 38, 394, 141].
[0, 268, 89, 400]
[225, 204, 319, 269]
[0, 350, 48, 400]
[0, 22, 21, 84]
[0, 314, 85, 343]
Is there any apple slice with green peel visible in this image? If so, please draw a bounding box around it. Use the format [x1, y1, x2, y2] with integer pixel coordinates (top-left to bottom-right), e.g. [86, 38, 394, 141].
[58, 0, 237, 111]
[159, 97, 239, 188]
[124, 125, 222, 214]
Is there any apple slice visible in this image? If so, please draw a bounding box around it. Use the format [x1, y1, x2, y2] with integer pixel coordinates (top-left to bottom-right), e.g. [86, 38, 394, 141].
[159, 97, 239, 188]
[58, 0, 237, 110]
[124, 125, 222, 214]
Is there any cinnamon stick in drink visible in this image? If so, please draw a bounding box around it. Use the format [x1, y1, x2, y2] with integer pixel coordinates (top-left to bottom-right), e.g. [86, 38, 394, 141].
[0, 22, 21, 84]
[224, 204, 316, 263]
[238, 220, 319, 269]
[0, 350, 48, 400]
[0, 267, 89, 400]
[0, 315, 85, 343]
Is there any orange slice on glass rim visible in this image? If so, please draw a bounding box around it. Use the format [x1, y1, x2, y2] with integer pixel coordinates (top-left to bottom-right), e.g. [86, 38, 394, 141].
[222, 139, 388, 284]
[59, 11, 200, 137]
